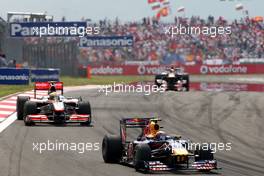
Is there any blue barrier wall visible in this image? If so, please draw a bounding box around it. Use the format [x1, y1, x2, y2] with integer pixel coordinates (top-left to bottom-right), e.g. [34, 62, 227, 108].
[0, 68, 30, 85]
[31, 68, 60, 82]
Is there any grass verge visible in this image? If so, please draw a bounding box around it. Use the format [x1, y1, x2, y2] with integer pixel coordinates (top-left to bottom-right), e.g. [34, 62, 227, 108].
[61, 76, 152, 86]
[0, 76, 153, 98]
[0, 85, 33, 99]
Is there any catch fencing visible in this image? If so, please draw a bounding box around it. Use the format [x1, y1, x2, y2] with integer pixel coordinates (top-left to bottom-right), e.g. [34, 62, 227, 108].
[23, 41, 78, 76]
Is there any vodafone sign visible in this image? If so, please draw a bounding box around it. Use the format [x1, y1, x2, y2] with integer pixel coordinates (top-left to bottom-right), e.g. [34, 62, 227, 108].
[91, 66, 124, 75]
[199, 65, 248, 74]
[90, 64, 264, 75]
[90, 65, 167, 75]
[137, 65, 166, 75]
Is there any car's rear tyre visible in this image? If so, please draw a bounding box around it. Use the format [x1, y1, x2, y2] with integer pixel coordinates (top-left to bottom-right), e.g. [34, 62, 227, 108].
[102, 135, 122, 163]
[194, 148, 214, 161]
[77, 101, 92, 126]
[134, 144, 151, 172]
[16, 96, 30, 120]
[185, 75, 190, 91]
[23, 101, 37, 126]
[183, 75, 190, 91]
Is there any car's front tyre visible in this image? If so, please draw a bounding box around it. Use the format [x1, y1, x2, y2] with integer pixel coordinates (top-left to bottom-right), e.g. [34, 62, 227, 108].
[23, 101, 37, 126]
[77, 101, 92, 126]
[102, 135, 122, 163]
[16, 96, 30, 120]
[134, 144, 151, 172]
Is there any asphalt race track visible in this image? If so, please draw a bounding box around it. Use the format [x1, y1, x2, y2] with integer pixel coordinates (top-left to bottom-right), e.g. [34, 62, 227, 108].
[0, 88, 264, 176]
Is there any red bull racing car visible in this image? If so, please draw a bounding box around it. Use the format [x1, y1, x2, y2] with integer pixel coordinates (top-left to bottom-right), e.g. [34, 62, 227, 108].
[16, 82, 91, 126]
[102, 118, 219, 173]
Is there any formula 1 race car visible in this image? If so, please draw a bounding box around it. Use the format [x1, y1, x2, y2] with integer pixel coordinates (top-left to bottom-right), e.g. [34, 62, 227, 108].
[16, 82, 91, 126]
[102, 118, 219, 173]
[155, 67, 189, 91]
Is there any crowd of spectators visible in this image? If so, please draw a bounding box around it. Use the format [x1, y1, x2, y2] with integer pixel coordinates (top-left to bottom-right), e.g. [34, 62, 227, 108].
[23, 16, 264, 66]
[78, 16, 263, 65]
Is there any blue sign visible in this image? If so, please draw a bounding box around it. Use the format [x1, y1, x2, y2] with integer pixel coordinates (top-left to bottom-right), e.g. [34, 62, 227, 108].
[10, 22, 87, 37]
[79, 36, 133, 47]
[31, 69, 60, 82]
[0, 68, 30, 85]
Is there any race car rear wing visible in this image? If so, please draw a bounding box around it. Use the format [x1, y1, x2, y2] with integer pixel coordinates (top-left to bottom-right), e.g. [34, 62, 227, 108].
[120, 117, 161, 128]
[120, 117, 162, 143]
[34, 82, 63, 98]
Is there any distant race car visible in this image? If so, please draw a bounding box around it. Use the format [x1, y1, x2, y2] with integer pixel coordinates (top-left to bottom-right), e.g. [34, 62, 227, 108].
[155, 67, 189, 91]
[16, 81, 91, 126]
[102, 118, 219, 173]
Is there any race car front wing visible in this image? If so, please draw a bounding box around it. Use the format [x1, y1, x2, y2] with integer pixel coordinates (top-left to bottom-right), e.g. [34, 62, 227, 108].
[141, 160, 219, 172]
[26, 114, 90, 123]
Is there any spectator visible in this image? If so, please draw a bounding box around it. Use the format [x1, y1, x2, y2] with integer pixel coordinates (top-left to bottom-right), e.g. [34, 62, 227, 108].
[0, 53, 8, 67]
[8, 59, 17, 68]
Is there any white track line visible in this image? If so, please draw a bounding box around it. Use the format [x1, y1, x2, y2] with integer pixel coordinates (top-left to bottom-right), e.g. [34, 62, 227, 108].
[0, 105, 16, 109]
[24, 91, 46, 94]
[0, 113, 16, 133]
[17, 94, 34, 97]
[0, 110, 14, 115]
[0, 100, 16, 104]
[9, 96, 18, 100]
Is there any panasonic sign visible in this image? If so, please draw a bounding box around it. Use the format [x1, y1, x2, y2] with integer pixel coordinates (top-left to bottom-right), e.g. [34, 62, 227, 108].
[79, 36, 133, 48]
[10, 22, 87, 37]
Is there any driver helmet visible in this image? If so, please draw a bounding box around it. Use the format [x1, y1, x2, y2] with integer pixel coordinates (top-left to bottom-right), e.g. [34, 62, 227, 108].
[147, 121, 160, 138]
[49, 92, 58, 100]
[169, 66, 175, 73]
[49, 85, 56, 93]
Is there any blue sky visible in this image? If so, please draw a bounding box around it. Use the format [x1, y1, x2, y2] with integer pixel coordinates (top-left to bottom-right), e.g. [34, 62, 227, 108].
[0, 0, 263, 22]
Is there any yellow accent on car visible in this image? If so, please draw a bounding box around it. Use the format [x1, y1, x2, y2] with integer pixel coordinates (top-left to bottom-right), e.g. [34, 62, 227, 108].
[172, 148, 189, 155]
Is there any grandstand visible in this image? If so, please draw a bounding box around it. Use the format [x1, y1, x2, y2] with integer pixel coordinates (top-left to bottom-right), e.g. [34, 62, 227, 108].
[80, 16, 263, 66]
[23, 16, 263, 66]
